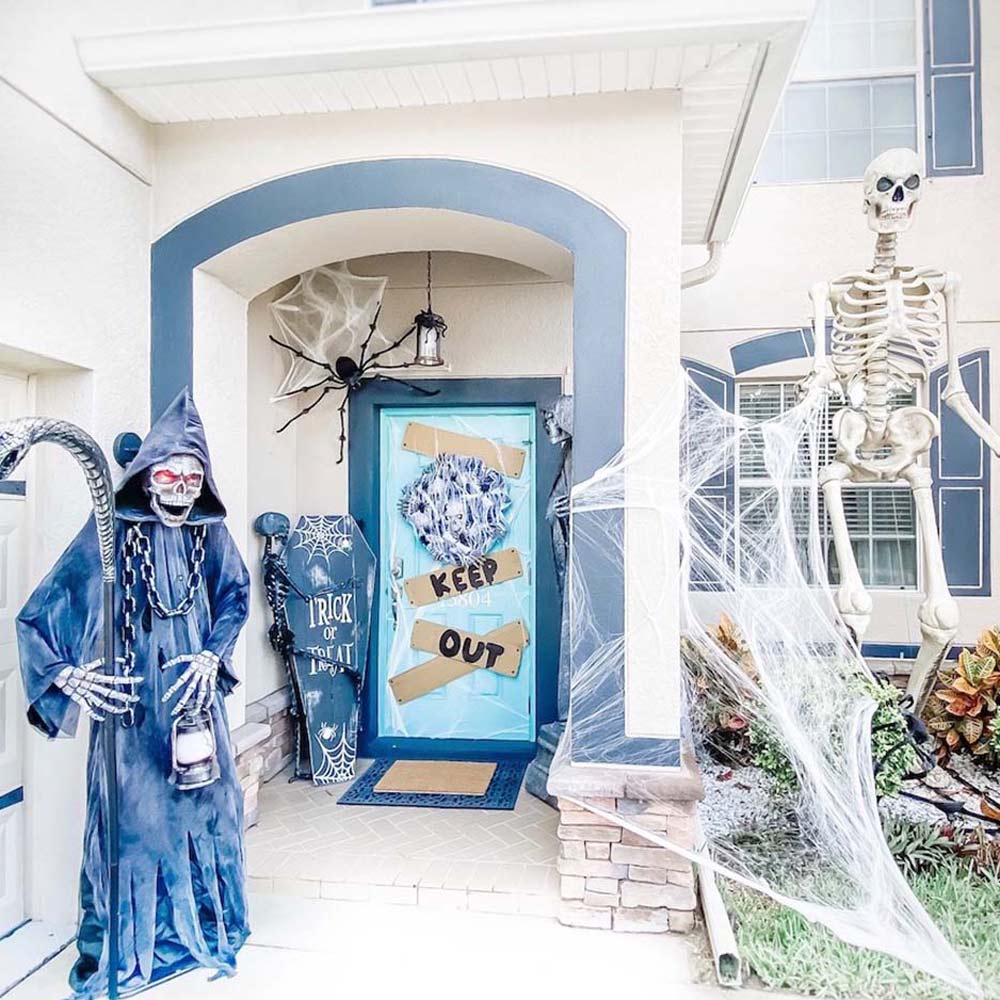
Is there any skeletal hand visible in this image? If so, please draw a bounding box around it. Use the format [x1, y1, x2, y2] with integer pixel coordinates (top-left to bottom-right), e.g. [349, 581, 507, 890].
[161, 651, 221, 717]
[55, 661, 142, 723]
[798, 362, 838, 401]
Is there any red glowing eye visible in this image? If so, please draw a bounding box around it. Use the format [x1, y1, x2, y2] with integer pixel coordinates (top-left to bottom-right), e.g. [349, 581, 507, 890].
[152, 470, 180, 485]
[184, 474, 203, 487]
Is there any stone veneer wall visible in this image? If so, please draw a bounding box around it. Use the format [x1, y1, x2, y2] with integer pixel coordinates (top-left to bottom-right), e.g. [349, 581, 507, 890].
[553, 748, 703, 934]
[231, 686, 297, 828]
[557, 796, 698, 933]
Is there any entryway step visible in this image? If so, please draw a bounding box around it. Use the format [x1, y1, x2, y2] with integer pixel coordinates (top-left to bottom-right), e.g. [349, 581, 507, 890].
[248, 875, 559, 919]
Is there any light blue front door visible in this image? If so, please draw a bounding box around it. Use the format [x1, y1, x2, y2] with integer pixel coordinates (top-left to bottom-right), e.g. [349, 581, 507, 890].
[377, 406, 536, 743]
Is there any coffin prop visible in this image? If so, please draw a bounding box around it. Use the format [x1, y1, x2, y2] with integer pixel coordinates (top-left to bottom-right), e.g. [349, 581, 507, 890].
[284, 515, 376, 784]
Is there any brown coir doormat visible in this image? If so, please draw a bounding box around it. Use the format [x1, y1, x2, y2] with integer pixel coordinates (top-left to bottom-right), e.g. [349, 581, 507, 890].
[373, 760, 497, 796]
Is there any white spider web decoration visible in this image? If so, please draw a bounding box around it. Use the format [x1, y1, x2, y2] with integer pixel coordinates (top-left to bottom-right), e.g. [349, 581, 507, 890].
[270, 262, 391, 401]
[292, 515, 354, 563]
[547, 370, 980, 996]
[313, 721, 357, 784]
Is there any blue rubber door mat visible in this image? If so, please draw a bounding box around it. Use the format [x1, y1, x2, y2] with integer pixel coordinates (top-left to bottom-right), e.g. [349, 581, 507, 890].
[338, 758, 528, 810]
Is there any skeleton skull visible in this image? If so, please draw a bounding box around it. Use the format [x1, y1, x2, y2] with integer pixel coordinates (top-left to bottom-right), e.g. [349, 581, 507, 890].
[146, 454, 204, 528]
[863, 148, 923, 234]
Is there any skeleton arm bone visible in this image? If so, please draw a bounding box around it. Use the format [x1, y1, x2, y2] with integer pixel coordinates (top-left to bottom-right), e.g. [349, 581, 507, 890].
[799, 281, 839, 398]
[940, 273, 1000, 456]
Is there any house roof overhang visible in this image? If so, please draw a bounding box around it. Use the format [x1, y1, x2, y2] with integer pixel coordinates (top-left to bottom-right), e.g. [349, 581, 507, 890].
[77, 0, 815, 245]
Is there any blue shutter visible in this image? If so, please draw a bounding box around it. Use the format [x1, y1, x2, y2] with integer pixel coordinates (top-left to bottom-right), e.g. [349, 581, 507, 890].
[930, 350, 991, 596]
[682, 360, 735, 592]
[924, 0, 983, 176]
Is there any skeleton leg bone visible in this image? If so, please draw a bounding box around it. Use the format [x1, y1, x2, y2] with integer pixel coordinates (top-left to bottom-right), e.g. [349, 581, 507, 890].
[901, 463, 959, 712]
[820, 461, 873, 645]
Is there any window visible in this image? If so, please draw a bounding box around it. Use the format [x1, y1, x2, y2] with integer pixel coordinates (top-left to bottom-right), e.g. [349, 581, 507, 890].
[757, 0, 920, 183]
[736, 381, 918, 589]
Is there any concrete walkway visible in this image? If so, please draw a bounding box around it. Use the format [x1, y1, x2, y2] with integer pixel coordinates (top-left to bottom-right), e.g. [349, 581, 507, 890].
[8, 893, 792, 1000]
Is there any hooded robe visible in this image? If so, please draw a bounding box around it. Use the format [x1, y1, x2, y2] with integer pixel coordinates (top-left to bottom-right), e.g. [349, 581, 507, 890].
[16, 391, 250, 997]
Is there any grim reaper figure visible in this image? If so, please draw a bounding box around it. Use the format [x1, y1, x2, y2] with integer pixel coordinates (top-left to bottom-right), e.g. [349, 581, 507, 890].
[17, 390, 250, 997]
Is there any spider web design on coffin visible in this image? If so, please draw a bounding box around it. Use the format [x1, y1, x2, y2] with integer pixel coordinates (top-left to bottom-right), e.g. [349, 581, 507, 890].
[312, 721, 357, 784]
[292, 515, 355, 564]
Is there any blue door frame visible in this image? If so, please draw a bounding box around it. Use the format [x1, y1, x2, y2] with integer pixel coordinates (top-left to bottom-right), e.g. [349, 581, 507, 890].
[350, 377, 562, 760]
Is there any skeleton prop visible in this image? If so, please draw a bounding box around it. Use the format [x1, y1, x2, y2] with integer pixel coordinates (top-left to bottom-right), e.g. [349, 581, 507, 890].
[253, 511, 312, 781]
[803, 148, 997, 710]
[13, 390, 250, 997]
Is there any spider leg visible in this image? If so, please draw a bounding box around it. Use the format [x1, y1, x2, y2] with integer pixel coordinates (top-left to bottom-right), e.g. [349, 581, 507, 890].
[276, 385, 337, 433]
[366, 324, 417, 365]
[371, 373, 439, 396]
[358, 302, 384, 368]
[336, 393, 350, 465]
[269, 335, 338, 377]
[283, 375, 345, 399]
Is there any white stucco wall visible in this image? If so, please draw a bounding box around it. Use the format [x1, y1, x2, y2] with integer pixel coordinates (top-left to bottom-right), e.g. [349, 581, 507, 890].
[159, 88, 684, 740]
[680, 2, 1000, 651]
[245, 250, 573, 704]
[0, 75, 151, 924]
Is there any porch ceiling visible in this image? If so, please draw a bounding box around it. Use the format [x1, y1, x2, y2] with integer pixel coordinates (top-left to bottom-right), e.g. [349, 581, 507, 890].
[76, 0, 815, 245]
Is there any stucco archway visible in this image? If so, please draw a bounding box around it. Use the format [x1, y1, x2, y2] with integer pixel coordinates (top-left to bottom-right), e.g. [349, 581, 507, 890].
[149, 157, 675, 766]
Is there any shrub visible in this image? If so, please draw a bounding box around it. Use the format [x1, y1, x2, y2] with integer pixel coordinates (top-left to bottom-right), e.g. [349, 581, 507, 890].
[924, 626, 1000, 763]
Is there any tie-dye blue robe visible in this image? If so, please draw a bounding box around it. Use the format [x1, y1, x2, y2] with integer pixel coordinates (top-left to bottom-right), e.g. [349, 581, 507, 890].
[16, 390, 250, 997]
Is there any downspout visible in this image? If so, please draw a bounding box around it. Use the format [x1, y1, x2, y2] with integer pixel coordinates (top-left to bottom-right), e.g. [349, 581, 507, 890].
[681, 240, 725, 290]
[681, 236, 739, 986]
[696, 822, 743, 988]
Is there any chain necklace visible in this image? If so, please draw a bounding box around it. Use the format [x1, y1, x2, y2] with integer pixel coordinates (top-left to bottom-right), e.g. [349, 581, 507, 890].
[119, 522, 207, 727]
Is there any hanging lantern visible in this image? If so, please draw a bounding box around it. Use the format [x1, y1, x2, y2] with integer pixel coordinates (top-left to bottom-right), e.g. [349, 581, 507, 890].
[170, 708, 219, 790]
[413, 251, 447, 367]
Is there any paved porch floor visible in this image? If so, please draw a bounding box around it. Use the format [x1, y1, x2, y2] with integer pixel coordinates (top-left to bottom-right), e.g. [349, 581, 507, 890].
[244, 761, 561, 916]
[9, 894, 799, 1000]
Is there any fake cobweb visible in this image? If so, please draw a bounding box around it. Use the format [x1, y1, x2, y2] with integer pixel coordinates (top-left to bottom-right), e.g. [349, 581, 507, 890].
[548, 371, 981, 996]
[270, 262, 395, 401]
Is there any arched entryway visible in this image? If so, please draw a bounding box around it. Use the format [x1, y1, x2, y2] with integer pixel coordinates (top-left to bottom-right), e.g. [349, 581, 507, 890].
[149, 157, 672, 767]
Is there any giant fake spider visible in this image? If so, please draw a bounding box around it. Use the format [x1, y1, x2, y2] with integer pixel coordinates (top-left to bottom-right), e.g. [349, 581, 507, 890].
[270, 304, 443, 463]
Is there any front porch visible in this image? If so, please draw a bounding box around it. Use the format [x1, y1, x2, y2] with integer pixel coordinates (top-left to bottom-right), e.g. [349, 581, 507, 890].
[244, 761, 561, 917]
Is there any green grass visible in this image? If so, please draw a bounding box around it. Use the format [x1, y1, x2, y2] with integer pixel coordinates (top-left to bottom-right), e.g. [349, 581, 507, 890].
[723, 859, 1000, 999]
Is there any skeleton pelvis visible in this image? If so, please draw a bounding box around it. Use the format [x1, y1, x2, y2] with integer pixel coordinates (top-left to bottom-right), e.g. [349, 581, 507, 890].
[832, 404, 939, 481]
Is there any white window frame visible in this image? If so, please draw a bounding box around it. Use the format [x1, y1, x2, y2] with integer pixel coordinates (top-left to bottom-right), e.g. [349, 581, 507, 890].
[734, 377, 922, 591]
[757, 0, 926, 186]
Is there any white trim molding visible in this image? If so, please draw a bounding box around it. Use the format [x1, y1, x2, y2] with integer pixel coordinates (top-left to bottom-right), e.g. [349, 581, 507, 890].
[75, 0, 815, 245]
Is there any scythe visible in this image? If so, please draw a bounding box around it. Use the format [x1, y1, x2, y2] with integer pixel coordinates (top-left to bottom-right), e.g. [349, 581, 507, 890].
[0, 418, 121, 999]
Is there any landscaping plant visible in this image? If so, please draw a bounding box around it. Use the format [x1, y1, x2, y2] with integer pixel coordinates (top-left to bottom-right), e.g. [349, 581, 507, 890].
[682, 614, 758, 766]
[924, 625, 1000, 763]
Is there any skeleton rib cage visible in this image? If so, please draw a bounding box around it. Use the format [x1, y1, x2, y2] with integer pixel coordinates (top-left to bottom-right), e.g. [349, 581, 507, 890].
[828, 262, 945, 424]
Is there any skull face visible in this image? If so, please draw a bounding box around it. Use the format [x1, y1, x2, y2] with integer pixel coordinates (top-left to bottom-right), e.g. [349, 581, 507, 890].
[146, 454, 204, 528]
[863, 148, 923, 234]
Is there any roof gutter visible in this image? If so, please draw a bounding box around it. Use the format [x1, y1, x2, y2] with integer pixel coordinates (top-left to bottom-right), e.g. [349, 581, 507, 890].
[681, 240, 725, 290]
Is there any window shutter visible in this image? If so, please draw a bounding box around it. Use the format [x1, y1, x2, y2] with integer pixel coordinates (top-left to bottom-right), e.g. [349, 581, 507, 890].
[930, 350, 991, 596]
[924, 0, 983, 176]
[682, 360, 735, 591]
